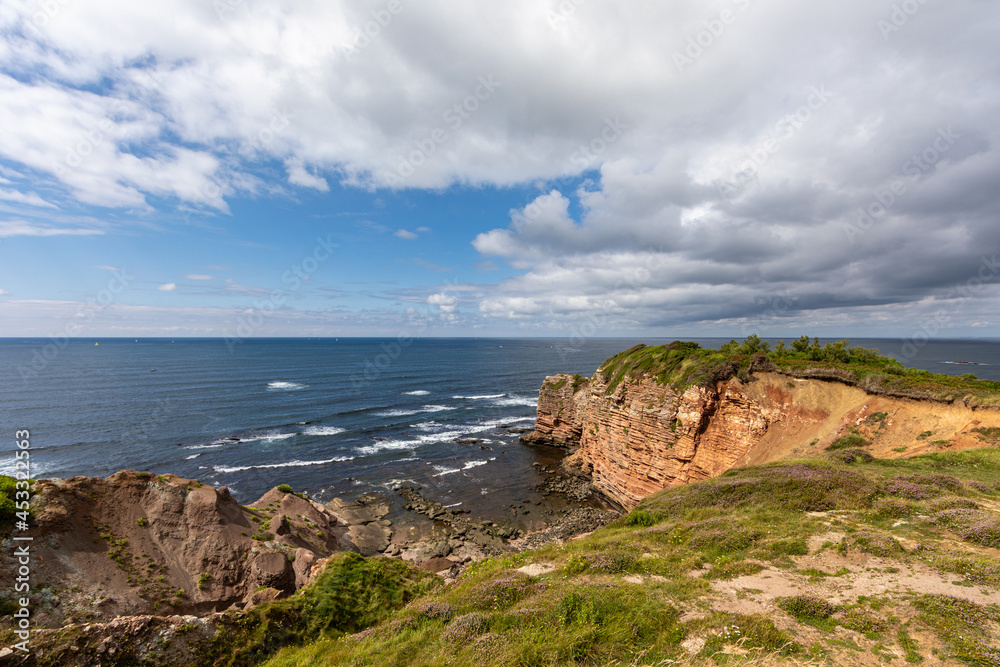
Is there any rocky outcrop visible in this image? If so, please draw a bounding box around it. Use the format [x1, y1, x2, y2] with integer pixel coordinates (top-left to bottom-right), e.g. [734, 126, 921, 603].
[575, 374, 775, 508]
[519, 374, 590, 448]
[2, 472, 394, 628]
[527, 367, 1000, 510]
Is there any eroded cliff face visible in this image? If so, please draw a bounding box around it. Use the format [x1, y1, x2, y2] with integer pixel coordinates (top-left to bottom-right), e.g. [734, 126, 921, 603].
[4, 471, 394, 627]
[530, 370, 1000, 509]
[574, 374, 775, 508]
[520, 373, 590, 448]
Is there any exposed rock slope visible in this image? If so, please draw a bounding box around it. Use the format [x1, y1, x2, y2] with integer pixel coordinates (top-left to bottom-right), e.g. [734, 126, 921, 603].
[2, 471, 393, 627]
[526, 353, 1000, 509]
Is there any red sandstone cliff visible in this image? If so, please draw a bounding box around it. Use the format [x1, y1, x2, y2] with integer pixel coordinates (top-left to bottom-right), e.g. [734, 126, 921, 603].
[529, 369, 1000, 509]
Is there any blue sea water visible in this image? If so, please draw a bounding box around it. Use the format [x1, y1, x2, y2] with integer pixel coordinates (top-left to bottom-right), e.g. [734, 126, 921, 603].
[2, 337, 998, 520]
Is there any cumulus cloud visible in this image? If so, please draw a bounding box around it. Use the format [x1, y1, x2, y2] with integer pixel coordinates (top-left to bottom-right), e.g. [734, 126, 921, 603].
[0, 0, 997, 333]
[427, 292, 458, 313]
[394, 229, 418, 240]
[156, 283, 176, 292]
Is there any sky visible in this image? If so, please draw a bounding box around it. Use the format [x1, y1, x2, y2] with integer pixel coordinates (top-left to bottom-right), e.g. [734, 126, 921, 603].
[0, 0, 998, 340]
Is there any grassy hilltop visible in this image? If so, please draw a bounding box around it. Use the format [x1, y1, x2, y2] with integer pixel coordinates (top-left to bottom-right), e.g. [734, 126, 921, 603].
[253, 449, 1000, 666]
[597, 335, 1000, 405]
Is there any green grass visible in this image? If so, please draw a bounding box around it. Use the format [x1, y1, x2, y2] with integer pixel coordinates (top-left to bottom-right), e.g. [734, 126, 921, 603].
[208, 552, 440, 666]
[589, 335, 1000, 404]
[41, 446, 990, 666]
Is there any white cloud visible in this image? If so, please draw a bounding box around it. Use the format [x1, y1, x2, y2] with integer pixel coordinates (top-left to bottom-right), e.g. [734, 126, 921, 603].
[427, 292, 458, 313]
[183, 274, 214, 280]
[0, 0, 997, 333]
[394, 229, 418, 240]
[157, 283, 176, 292]
[0, 220, 103, 237]
[285, 157, 329, 192]
[0, 189, 57, 208]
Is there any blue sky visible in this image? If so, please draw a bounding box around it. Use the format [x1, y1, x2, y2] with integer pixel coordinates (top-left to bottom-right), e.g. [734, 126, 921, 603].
[1, 1, 999, 338]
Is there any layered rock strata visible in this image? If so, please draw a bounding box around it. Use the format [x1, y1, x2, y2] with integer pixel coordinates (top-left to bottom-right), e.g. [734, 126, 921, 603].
[527, 369, 1000, 510]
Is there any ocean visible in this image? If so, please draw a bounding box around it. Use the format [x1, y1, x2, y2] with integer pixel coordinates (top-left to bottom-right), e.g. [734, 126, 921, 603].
[2, 337, 999, 522]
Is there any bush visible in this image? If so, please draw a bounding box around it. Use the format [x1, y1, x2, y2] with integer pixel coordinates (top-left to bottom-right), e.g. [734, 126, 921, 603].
[625, 509, 657, 527]
[851, 530, 905, 557]
[467, 571, 544, 611]
[276, 484, 294, 494]
[777, 595, 837, 620]
[826, 433, 871, 451]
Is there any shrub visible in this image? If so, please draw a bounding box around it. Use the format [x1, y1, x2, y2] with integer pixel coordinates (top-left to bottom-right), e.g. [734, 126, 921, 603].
[777, 595, 837, 620]
[442, 612, 490, 644]
[276, 484, 294, 494]
[884, 479, 937, 500]
[586, 551, 637, 574]
[467, 572, 544, 611]
[870, 497, 917, 519]
[625, 509, 657, 527]
[851, 530, 905, 557]
[841, 608, 890, 635]
[832, 448, 874, 464]
[826, 433, 871, 451]
[933, 509, 1000, 548]
[413, 602, 453, 621]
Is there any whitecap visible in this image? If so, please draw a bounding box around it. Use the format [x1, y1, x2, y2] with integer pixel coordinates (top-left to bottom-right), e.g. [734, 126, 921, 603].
[354, 439, 420, 456]
[267, 381, 306, 391]
[490, 396, 538, 408]
[374, 405, 454, 418]
[185, 453, 201, 460]
[213, 455, 354, 474]
[432, 459, 489, 477]
[452, 393, 505, 400]
[375, 409, 421, 417]
[301, 426, 346, 437]
[444, 502, 463, 508]
[403, 390, 431, 396]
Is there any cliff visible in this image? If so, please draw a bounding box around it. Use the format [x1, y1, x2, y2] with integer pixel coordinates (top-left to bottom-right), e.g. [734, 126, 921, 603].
[525, 342, 1000, 509]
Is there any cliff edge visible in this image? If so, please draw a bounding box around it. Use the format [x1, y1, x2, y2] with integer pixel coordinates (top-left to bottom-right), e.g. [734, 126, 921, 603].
[524, 340, 1000, 509]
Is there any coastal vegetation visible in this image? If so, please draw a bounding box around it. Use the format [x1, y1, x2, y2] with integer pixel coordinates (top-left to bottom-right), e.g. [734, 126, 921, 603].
[597, 335, 1000, 404]
[240, 447, 1000, 666]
